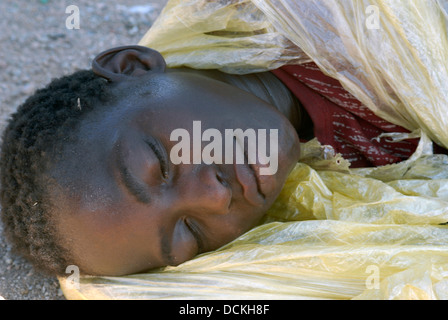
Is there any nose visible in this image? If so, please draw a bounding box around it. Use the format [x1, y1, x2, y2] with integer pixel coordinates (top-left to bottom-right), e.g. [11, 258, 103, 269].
[173, 164, 232, 215]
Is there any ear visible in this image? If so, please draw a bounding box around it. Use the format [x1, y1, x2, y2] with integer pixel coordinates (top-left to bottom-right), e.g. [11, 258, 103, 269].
[91, 45, 166, 82]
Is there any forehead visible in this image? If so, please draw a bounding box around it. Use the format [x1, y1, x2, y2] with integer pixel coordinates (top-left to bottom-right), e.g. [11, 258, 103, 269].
[48, 107, 124, 212]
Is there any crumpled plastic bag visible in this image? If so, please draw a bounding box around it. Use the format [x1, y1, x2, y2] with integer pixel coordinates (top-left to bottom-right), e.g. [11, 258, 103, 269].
[58, 0, 448, 300]
[61, 221, 448, 300]
[138, 0, 310, 74]
[59, 133, 448, 300]
[139, 0, 448, 150]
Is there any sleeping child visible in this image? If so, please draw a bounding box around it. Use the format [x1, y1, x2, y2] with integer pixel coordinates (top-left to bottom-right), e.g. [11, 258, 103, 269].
[0, 43, 432, 277]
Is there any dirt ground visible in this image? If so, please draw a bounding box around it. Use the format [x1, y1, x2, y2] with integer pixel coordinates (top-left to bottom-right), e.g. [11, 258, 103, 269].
[0, 0, 168, 300]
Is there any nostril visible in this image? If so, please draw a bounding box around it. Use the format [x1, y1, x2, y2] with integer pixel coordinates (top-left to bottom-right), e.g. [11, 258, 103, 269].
[216, 168, 229, 188]
[214, 166, 232, 211]
[216, 172, 224, 184]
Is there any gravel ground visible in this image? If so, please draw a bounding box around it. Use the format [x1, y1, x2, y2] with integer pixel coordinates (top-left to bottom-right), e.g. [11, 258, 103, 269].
[0, 0, 168, 300]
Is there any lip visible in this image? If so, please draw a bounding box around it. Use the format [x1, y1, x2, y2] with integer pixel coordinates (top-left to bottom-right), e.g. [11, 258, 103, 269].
[233, 161, 266, 207]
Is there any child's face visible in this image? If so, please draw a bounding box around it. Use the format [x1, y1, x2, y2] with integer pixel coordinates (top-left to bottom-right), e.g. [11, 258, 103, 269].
[53, 70, 300, 276]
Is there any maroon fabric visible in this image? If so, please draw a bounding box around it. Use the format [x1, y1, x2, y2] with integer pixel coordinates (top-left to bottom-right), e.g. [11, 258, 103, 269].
[272, 63, 420, 168]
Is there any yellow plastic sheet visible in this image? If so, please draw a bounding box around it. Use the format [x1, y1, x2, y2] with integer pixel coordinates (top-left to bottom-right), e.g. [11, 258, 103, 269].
[60, 134, 448, 300]
[139, 0, 448, 149]
[138, 0, 310, 74]
[58, 0, 448, 300]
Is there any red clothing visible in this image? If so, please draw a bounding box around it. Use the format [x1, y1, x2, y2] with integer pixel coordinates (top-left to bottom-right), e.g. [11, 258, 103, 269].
[272, 63, 419, 168]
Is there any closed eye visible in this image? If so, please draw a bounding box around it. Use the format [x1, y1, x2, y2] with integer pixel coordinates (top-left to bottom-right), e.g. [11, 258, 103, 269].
[144, 138, 169, 180]
[184, 218, 205, 255]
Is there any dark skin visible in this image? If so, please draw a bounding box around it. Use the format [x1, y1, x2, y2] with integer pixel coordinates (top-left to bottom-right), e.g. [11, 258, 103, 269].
[51, 46, 303, 276]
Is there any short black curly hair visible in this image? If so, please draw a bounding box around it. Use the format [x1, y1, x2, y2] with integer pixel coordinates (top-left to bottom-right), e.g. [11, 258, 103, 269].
[0, 69, 111, 276]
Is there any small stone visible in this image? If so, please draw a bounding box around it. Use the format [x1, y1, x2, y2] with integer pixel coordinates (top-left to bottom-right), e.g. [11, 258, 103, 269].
[22, 83, 35, 95]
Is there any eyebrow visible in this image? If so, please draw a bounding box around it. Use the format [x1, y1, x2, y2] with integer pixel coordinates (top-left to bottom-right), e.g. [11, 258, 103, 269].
[116, 150, 152, 204]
